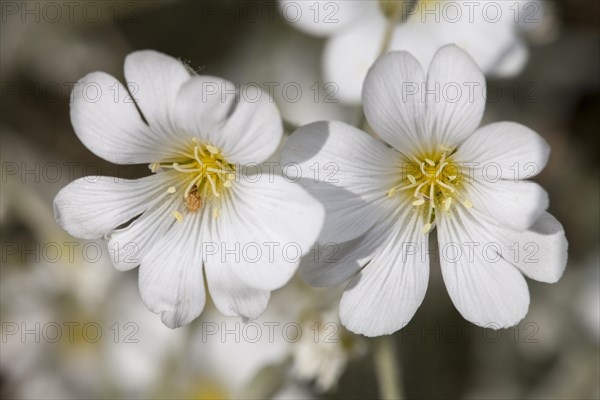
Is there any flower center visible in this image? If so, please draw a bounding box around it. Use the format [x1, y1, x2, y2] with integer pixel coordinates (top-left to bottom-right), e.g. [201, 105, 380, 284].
[150, 138, 235, 219]
[388, 145, 472, 233]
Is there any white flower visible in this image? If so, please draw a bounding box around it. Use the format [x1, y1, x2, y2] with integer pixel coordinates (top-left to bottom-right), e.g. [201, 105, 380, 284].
[279, 0, 542, 103]
[281, 45, 568, 337]
[54, 50, 324, 328]
[291, 309, 366, 392]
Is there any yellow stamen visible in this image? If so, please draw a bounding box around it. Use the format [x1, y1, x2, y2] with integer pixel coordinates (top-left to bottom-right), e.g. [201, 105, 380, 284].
[444, 197, 453, 211]
[389, 144, 467, 229]
[422, 223, 432, 234]
[206, 145, 219, 154]
[153, 141, 235, 217]
[172, 210, 183, 222]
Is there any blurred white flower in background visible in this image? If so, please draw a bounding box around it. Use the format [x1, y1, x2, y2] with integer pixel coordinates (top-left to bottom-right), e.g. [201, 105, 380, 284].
[0, 131, 116, 310]
[222, 16, 356, 128]
[292, 309, 366, 392]
[281, 45, 567, 336]
[0, 1, 128, 83]
[576, 253, 600, 341]
[1, 275, 184, 399]
[54, 50, 324, 328]
[279, 0, 545, 103]
[0, 138, 184, 398]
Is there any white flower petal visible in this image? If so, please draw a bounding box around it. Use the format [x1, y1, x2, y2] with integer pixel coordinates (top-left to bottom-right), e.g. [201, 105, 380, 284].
[281, 121, 402, 243]
[106, 189, 183, 271]
[124, 50, 191, 138]
[339, 210, 429, 336]
[219, 94, 282, 163]
[279, 0, 376, 37]
[424, 45, 486, 149]
[138, 212, 205, 328]
[54, 172, 177, 240]
[204, 241, 270, 320]
[488, 39, 529, 78]
[505, 212, 568, 283]
[216, 175, 324, 291]
[203, 196, 270, 320]
[465, 179, 548, 232]
[174, 77, 283, 164]
[437, 210, 530, 329]
[172, 76, 235, 143]
[362, 50, 427, 155]
[70, 72, 167, 164]
[388, 21, 444, 76]
[394, 4, 526, 77]
[454, 122, 550, 179]
[324, 12, 387, 104]
[466, 209, 568, 284]
[301, 215, 391, 287]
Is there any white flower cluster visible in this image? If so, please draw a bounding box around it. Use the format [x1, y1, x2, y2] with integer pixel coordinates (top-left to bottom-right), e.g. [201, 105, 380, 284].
[55, 3, 566, 339]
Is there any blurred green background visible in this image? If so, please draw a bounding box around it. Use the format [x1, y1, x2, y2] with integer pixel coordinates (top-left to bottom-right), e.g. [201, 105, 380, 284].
[1, 0, 598, 399]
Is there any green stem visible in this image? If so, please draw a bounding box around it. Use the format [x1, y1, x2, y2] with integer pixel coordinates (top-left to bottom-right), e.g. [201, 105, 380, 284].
[374, 335, 403, 400]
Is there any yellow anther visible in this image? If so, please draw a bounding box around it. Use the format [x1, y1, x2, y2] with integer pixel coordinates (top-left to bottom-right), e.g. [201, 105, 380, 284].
[227, 173, 236, 181]
[390, 150, 465, 228]
[206, 145, 219, 154]
[150, 162, 158, 173]
[223, 180, 232, 188]
[213, 208, 220, 219]
[444, 197, 453, 211]
[422, 223, 432, 234]
[167, 186, 176, 194]
[172, 210, 183, 222]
